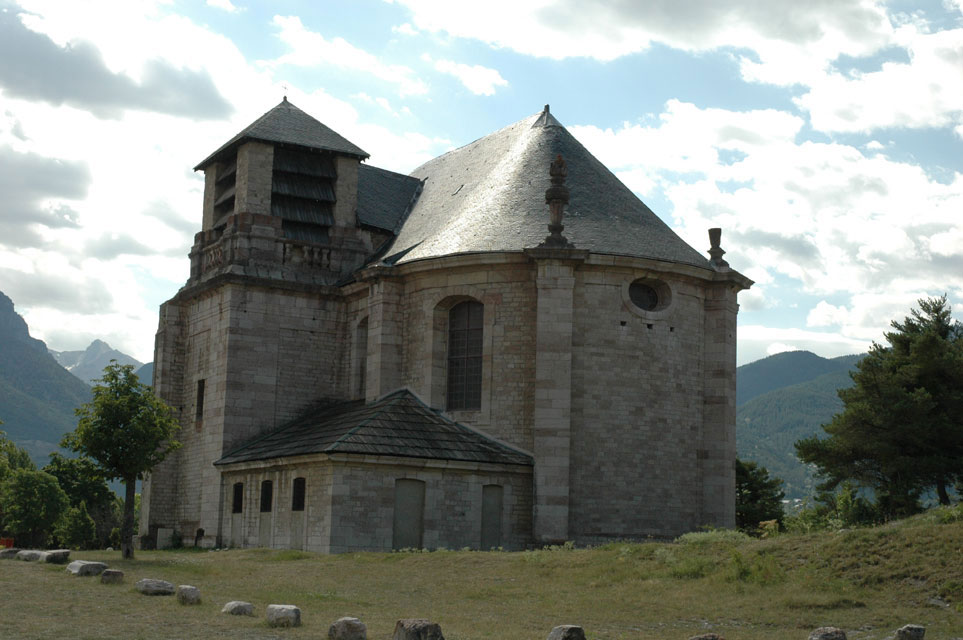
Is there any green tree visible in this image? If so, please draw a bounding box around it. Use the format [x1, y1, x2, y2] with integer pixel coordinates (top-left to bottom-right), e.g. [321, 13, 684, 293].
[1, 468, 69, 547]
[43, 453, 117, 548]
[735, 459, 785, 532]
[55, 501, 97, 549]
[796, 296, 963, 518]
[63, 362, 180, 559]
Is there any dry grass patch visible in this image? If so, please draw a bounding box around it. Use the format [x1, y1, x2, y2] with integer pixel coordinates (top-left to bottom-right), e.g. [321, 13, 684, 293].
[1, 514, 961, 639]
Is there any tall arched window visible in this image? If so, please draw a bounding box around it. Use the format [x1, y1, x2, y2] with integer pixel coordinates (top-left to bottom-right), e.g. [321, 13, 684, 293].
[447, 300, 483, 410]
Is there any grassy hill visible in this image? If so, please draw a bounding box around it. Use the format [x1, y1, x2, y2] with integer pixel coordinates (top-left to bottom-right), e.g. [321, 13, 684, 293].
[736, 351, 862, 500]
[2, 509, 960, 639]
[0, 291, 90, 464]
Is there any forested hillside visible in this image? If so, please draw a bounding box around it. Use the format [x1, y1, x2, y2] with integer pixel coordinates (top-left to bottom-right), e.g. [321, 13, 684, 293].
[736, 351, 862, 499]
[0, 291, 90, 465]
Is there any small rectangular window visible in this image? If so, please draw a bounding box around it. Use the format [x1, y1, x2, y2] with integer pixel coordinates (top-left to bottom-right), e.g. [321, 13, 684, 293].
[259, 480, 273, 513]
[231, 482, 243, 514]
[195, 379, 206, 421]
[291, 477, 306, 512]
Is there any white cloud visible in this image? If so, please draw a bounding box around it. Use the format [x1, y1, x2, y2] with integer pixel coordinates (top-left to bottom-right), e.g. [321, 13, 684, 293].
[795, 27, 963, 133]
[266, 15, 428, 96]
[207, 0, 240, 13]
[392, 22, 418, 36]
[766, 342, 802, 356]
[426, 55, 508, 96]
[807, 301, 849, 327]
[569, 100, 963, 351]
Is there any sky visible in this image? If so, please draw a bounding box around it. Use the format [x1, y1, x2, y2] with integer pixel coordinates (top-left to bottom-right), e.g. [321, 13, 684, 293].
[0, 0, 961, 366]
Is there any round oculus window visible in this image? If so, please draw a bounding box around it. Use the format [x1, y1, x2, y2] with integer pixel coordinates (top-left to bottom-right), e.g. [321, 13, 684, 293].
[627, 278, 671, 313]
[629, 282, 659, 311]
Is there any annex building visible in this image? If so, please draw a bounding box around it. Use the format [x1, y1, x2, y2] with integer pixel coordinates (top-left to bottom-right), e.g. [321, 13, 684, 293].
[140, 99, 752, 552]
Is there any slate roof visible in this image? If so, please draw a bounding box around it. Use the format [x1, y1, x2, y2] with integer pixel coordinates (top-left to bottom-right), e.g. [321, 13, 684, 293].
[385, 107, 711, 269]
[194, 98, 369, 170]
[215, 389, 533, 467]
[357, 164, 423, 232]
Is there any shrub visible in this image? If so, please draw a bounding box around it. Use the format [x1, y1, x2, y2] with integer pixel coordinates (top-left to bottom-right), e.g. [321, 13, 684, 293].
[676, 529, 751, 545]
[1, 469, 69, 548]
[55, 502, 97, 550]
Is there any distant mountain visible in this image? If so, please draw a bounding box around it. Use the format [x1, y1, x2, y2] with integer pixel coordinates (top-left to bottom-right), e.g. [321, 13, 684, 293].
[0, 291, 91, 465]
[136, 362, 154, 385]
[736, 351, 862, 500]
[737, 350, 861, 406]
[50, 339, 142, 385]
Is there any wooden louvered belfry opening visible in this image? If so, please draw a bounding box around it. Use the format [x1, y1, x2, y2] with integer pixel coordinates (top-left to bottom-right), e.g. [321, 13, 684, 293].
[272, 145, 337, 244]
[213, 154, 237, 220]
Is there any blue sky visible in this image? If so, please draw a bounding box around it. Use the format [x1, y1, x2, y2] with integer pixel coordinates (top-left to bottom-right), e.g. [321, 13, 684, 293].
[0, 0, 960, 365]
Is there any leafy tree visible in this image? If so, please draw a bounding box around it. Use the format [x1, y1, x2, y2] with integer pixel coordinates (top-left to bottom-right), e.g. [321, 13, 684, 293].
[55, 501, 97, 550]
[735, 459, 785, 532]
[0, 430, 36, 536]
[43, 453, 117, 547]
[796, 296, 963, 518]
[1, 468, 69, 547]
[63, 362, 180, 559]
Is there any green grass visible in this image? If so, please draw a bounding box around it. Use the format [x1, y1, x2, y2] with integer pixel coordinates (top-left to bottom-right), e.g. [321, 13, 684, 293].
[1, 512, 961, 639]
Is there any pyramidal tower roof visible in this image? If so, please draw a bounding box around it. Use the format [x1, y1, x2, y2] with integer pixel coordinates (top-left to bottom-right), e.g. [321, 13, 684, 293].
[194, 97, 369, 170]
[387, 107, 709, 269]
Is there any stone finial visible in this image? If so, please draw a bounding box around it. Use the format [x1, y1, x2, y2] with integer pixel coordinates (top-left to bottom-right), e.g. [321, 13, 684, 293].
[708, 227, 729, 268]
[392, 618, 445, 640]
[539, 154, 574, 248]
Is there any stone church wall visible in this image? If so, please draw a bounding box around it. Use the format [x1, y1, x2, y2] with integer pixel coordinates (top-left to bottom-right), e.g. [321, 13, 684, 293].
[218, 457, 532, 553]
[569, 265, 708, 540]
[395, 256, 538, 452]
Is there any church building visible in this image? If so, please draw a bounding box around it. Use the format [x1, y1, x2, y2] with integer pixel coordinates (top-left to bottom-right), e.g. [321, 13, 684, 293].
[140, 99, 752, 552]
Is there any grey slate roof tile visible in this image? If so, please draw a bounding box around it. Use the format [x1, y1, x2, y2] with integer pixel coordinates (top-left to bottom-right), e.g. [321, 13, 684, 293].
[385, 107, 711, 269]
[357, 164, 423, 232]
[215, 389, 532, 467]
[195, 98, 368, 170]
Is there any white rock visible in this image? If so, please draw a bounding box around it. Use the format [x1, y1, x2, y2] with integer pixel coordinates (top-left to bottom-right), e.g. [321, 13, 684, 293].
[65, 560, 108, 576]
[42, 549, 71, 564]
[100, 569, 124, 584]
[896, 625, 925, 640]
[221, 601, 255, 616]
[392, 619, 445, 640]
[176, 585, 201, 605]
[16, 550, 43, 561]
[136, 578, 175, 595]
[547, 626, 586, 640]
[329, 616, 367, 639]
[266, 604, 301, 628]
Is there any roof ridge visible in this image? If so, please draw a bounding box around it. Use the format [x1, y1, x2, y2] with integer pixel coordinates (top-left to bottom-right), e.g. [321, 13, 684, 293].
[324, 390, 408, 453]
[215, 396, 351, 464]
[406, 392, 534, 460]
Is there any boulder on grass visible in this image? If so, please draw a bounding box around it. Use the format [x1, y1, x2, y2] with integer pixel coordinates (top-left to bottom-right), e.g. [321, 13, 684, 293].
[393, 619, 445, 640]
[16, 550, 43, 561]
[896, 625, 925, 640]
[266, 604, 301, 628]
[42, 549, 70, 564]
[329, 616, 367, 640]
[222, 601, 255, 616]
[810, 628, 847, 640]
[689, 635, 725, 640]
[66, 560, 108, 576]
[176, 585, 201, 605]
[136, 578, 175, 595]
[547, 625, 586, 640]
[0, 548, 21, 559]
[100, 569, 124, 584]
